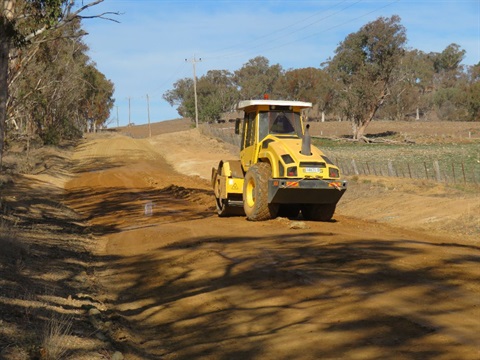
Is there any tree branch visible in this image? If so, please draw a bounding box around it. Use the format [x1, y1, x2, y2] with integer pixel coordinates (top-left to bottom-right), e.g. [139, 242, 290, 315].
[64, 0, 121, 22]
[24, 1, 120, 42]
[78, 12, 121, 23]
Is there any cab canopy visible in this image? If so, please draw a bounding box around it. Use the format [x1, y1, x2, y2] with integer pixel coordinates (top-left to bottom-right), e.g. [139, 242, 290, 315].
[237, 100, 312, 140]
[237, 100, 312, 111]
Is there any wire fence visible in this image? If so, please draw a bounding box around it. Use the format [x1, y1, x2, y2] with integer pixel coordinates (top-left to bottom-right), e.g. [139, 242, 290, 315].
[336, 158, 479, 185]
[199, 124, 480, 186]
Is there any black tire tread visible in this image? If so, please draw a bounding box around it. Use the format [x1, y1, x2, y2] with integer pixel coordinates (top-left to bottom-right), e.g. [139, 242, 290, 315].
[243, 163, 278, 221]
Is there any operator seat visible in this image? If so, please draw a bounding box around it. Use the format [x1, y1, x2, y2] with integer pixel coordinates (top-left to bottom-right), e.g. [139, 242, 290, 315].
[271, 114, 294, 134]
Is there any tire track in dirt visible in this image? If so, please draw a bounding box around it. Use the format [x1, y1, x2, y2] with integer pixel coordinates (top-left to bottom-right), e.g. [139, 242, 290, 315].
[64, 131, 480, 360]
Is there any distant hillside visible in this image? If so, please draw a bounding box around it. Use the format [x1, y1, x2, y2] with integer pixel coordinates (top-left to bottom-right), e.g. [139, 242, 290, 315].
[114, 118, 193, 138]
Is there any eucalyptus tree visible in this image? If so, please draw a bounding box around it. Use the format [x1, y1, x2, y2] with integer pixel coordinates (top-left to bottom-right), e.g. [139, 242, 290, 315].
[466, 63, 480, 121]
[233, 56, 283, 100]
[379, 49, 435, 121]
[0, 0, 117, 165]
[196, 70, 238, 122]
[81, 63, 115, 131]
[327, 15, 407, 140]
[163, 77, 196, 120]
[164, 70, 239, 123]
[273, 67, 322, 101]
[273, 67, 336, 122]
[430, 43, 468, 120]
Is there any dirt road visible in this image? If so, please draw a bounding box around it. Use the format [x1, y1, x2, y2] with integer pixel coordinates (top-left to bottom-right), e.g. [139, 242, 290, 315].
[63, 129, 480, 359]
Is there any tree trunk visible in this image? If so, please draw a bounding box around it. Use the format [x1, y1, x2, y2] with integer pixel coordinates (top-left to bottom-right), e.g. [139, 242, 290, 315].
[1, 1, 15, 168]
[352, 87, 387, 141]
[353, 120, 370, 140]
[0, 21, 9, 167]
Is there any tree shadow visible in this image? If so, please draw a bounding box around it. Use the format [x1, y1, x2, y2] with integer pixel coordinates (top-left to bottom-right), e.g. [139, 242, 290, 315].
[0, 182, 123, 357]
[2, 136, 479, 359]
[95, 230, 480, 359]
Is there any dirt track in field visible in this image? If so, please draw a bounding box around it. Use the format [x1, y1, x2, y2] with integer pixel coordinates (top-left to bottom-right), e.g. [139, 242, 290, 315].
[62, 124, 480, 359]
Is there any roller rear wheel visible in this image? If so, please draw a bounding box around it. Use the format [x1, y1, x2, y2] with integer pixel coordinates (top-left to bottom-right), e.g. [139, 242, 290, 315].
[243, 163, 278, 221]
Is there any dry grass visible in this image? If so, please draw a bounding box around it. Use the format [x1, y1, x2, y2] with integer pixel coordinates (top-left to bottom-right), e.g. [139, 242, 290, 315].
[40, 314, 73, 360]
[1, 154, 118, 358]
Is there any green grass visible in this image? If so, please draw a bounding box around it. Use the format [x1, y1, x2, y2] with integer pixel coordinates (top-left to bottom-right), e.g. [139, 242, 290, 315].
[314, 139, 480, 184]
[200, 123, 480, 184]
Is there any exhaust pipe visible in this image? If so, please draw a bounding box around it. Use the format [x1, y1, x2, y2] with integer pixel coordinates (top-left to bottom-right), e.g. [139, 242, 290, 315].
[301, 124, 312, 156]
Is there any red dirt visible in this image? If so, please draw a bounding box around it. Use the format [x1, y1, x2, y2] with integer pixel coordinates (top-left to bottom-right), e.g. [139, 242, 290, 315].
[57, 123, 480, 359]
[1, 118, 479, 359]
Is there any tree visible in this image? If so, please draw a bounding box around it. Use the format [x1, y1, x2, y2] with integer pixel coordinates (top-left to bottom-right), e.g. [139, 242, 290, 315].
[0, 0, 118, 165]
[233, 56, 283, 100]
[274, 67, 322, 101]
[81, 63, 115, 131]
[163, 77, 196, 119]
[379, 49, 435, 121]
[313, 68, 339, 122]
[429, 44, 468, 120]
[433, 43, 466, 74]
[327, 15, 407, 140]
[465, 64, 480, 121]
[196, 70, 238, 122]
[164, 70, 238, 123]
[274, 67, 336, 122]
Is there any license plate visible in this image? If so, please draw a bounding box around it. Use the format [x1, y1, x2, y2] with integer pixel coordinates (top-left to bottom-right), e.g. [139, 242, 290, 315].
[304, 167, 320, 173]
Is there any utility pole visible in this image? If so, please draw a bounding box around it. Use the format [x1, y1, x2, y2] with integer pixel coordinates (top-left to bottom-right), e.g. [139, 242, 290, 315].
[146, 94, 151, 138]
[128, 97, 131, 126]
[185, 55, 201, 128]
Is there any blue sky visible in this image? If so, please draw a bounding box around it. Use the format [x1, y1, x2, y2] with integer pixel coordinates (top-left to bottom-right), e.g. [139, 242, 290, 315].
[82, 0, 480, 126]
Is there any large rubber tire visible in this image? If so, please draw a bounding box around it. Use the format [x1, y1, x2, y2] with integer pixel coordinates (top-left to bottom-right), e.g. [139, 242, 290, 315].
[212, 164, 226, 216]
[243, 163, 279, 221]
[215, 198, 233, 217]
[213, 166, 238, 217]
[301, 204, 336, 222]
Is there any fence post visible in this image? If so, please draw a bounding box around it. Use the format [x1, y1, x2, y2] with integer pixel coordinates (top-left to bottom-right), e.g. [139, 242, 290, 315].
[388, 161, 395, 177]
[433, 160, 441, 182]
[452, 162, 456, 184]
[351, 159, 359, 175]
[407, 163, 412, 178]
[461, 162, 467, 184]
[361, 163, 367, 175]
[337, 159, 343, 175]
[424, 162, 429, 180]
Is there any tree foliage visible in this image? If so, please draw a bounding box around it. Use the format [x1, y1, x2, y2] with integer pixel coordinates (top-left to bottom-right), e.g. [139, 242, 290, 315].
[163, 78, 195, 119]
[233, 56, 283, 100]
[466, 64, 480, 120]
[1, 0, 117, 165]
[273, 67, 322, 102]
[164, 15, 478, 134]
[327, 15, 407, 140]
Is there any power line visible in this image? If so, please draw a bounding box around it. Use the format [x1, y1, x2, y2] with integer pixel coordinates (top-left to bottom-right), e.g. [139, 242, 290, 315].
[256, 0, 401, 58]
[203, 0, 399, 63]
[148, 62, 189, 96]
[205, 0, 352, 57]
